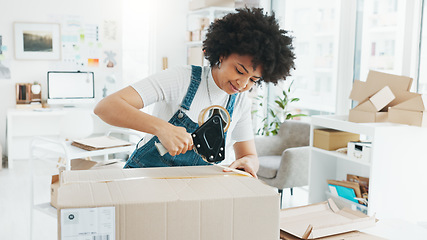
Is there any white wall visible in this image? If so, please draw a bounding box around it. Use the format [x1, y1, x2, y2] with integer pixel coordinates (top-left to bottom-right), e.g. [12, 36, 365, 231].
[122, 0, 189, 86]
[0, 0, 191, 158]
[0, 0, 123, 155]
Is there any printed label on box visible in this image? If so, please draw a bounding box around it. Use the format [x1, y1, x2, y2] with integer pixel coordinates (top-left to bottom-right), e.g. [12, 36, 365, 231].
[61, 206, 115, 240]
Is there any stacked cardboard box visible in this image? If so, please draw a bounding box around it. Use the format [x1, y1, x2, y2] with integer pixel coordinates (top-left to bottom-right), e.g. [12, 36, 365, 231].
[389, 94, 427, 127]
[349, 70, 420, 124]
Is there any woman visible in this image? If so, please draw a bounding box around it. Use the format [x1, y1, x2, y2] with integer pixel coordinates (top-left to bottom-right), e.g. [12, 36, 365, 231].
[94, 8, 295, 177]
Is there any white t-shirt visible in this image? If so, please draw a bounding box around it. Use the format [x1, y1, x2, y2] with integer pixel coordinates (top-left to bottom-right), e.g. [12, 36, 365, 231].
[131, 65, 254, 161]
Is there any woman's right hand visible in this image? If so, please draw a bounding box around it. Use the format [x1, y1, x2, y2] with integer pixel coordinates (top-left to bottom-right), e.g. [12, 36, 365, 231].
[156, 123, 194, 156]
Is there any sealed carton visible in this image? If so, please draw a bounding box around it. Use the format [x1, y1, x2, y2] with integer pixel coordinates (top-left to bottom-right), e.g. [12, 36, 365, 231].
[50, 158, 97, 208]
[313, 129, 359, 151]
[57, 165, 279, 240]
[279, 199, 377, 239]
[51, 159, 125, 208]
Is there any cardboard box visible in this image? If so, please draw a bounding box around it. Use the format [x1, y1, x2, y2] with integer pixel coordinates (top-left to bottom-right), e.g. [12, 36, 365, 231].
[279, 199, 376, 239]
[51, 159, 125, 208]
[347, 141, 372, 163]
[189, 0, 234, 11]
[313, 129, 360, 151]
[348, 110, 388, 123]
[349, 71, 412, 104]
[57, 165, 279, 240]
[280, 230, 385, 240]
[51, 159, 97, 208]
[349, 86, 395, 123]
[389, 94, 427, 127]
[348, 70, 414, 123]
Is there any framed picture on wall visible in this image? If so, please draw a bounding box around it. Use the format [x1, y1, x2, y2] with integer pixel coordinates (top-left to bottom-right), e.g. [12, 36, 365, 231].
[14, 22, 61, 60]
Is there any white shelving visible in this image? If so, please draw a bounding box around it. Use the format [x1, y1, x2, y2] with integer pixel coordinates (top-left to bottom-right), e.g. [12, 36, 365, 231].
[186, 7, 235, 65]
[309, 115, 427, 224]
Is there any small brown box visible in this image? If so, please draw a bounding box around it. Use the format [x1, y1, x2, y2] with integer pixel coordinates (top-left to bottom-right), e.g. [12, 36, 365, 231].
[313, 129, 360, 151]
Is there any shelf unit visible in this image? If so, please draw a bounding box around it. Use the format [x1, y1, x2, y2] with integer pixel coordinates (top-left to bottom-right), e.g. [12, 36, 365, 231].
[309, 115, 427, 223]
[186, 7, 235, 66]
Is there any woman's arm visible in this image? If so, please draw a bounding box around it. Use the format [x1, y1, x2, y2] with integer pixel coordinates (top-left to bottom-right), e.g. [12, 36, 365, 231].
[225, 139, 259, 178]
[94, 86, 193, 156]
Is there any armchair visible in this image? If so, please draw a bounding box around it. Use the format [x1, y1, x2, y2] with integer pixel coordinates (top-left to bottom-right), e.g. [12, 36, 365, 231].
[255, 120, 310, 207]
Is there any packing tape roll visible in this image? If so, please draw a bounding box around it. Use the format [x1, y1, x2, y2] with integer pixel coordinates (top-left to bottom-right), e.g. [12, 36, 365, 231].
[198, 105, 230, 132]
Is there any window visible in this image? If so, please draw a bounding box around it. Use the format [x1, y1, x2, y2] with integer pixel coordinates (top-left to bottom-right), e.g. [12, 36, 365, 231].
[356, 0, 405, 82]
[271, 0, 342, 115]
[417, 0, 427, 93]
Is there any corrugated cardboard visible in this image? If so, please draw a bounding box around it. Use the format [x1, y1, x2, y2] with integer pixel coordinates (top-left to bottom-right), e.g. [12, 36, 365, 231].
[57, 165, 279, 240]
[348, 86, 395, 123]
[313, 129, 360, 151]
[348, 70, 415, 123]
[393, 94, 426, 111]
[348, 109, 388, 123]
[388, 108, 427, 127]
[349, 71, 412, 104]
[189, 0, 234, 10]
[280, 230, 385, 240]
[280, 199, 376, 239]
[389, 94, 427, 127]
[50, 158, 97, 208]
[368, 86, 395, 111]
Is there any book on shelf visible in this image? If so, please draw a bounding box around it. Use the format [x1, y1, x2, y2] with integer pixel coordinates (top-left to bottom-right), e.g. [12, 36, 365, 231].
[327, 179, 363, 204]
[71, 136, 132, 151]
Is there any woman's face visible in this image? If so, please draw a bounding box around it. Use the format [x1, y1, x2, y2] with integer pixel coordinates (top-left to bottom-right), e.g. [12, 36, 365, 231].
[212, 53, 263, 95]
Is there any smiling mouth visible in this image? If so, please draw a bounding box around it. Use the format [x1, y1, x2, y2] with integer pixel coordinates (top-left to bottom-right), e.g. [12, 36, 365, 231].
[230, 82, 240, 92]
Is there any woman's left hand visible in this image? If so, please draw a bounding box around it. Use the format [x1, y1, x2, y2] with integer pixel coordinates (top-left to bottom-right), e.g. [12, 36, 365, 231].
[226, 156, 258, 178]
[223, 140, 259, 178]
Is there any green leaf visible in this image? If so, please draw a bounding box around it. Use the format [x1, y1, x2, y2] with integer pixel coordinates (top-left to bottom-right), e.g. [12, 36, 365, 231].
[275, 100, 285, 109]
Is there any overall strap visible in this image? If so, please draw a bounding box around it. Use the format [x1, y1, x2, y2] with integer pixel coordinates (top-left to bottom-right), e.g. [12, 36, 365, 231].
[224, 93, 238, 139]
[226, 93, 238, 121]
[180, 65, 202, 111]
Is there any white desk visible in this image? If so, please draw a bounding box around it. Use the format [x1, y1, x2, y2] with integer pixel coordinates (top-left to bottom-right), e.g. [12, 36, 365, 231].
[6, 108, 115, 168]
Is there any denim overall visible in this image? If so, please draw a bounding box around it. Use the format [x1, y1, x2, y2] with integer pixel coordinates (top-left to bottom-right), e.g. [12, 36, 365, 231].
[124, 65, 237, 168]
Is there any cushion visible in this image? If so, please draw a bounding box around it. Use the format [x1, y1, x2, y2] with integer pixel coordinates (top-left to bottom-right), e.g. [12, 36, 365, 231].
[257, 155, 281, 179]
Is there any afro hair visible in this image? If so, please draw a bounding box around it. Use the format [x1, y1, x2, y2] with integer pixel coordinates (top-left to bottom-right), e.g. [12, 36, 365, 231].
[203, 8, 295, 84]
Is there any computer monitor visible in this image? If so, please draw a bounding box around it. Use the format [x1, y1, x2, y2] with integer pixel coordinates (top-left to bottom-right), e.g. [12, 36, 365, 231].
[47, 71, 95, 107]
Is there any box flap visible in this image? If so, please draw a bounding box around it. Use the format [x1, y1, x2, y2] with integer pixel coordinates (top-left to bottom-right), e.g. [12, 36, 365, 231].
[349, 71, 412, 103]
[386, 90, 420, 108]
[60, 165, 251, 185]
[52, 158, 97, 184]
[280, 199, 376, 239]
[349, 80, 370, 102]
[280, 230, 386, 240]
[57, 165, 265, 208]
[349, 109, 388, 123]
[366, 70, 412, 92]
[353, 101, 377, 112]
[70, 158, 98, 170]
[393, 94, 426, 111]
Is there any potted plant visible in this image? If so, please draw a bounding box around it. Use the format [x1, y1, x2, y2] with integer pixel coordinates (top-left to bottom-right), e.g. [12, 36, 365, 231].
[254, 80, 306, 136]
